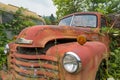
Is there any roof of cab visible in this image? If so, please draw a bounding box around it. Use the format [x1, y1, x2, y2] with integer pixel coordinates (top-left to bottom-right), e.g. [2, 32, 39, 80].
[61, 12, 103, 19]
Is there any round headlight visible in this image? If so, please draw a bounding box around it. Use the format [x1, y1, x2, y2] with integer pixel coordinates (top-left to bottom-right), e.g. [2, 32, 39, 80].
[4, 44, 9, 54]
[62, 52, 82, 73]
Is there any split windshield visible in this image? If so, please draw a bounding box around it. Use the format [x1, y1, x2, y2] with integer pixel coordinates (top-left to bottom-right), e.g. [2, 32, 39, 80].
[59, 14, 97, 28]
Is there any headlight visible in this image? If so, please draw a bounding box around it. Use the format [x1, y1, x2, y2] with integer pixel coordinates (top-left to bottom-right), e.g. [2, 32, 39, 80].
[4, 44, 9, 54]
[62, 52, 82, 73]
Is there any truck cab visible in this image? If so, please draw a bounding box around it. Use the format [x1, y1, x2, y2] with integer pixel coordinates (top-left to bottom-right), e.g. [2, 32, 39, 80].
[59, 12, 108, 31]
[1, 12, 109, 80]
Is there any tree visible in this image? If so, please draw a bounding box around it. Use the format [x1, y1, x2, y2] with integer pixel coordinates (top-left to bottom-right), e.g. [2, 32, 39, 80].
[43, 14, 57, 25]
[52, 0, 84, 19]
[52, 0, 120, 19]
[43, 16, 51, 25]
[50, 14, 56, 25]
[87, 0, 120, 14]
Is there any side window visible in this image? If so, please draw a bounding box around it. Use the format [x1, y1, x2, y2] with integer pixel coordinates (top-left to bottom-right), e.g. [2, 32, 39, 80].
[101, 17, 107, 27]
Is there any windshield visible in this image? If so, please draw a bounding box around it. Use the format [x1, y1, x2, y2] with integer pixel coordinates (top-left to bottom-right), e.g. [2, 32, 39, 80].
[59, 14, 97, 28]
[59, 16, 72, 26]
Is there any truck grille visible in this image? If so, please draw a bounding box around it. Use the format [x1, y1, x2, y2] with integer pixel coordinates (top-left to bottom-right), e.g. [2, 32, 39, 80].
[11, 47, 59, 80]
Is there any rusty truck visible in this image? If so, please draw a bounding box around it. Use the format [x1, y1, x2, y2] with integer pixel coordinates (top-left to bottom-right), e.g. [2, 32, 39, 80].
[1, 12, 116, 80]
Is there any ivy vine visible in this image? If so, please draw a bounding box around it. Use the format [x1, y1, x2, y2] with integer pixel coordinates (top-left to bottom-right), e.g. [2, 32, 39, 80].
[0, 8, 36, 69]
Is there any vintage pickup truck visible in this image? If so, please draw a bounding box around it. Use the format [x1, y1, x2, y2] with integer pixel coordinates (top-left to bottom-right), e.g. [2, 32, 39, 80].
[1, 12, 110, 80]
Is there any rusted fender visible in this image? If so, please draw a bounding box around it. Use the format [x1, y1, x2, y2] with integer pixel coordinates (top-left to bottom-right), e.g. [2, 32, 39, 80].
[46, 41, 108, 80]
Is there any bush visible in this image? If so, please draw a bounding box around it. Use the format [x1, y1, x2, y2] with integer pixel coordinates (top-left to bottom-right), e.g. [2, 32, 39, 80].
[0, 8, 35, 69]
[97, 27, 120, 80]
[0, 47, 7, 70]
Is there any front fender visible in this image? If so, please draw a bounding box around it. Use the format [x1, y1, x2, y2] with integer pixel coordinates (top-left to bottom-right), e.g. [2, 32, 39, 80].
[46, 41, 108, 80]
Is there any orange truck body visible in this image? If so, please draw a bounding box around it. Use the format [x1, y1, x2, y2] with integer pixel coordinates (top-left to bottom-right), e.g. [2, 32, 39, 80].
[0, 12, 109, 80]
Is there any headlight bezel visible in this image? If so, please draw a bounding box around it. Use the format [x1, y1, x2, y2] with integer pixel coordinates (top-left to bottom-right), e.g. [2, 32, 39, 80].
[62, 52, 82, 73]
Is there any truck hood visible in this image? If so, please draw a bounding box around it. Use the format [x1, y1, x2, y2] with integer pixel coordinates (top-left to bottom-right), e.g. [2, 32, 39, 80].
[16, 25, 96, 47]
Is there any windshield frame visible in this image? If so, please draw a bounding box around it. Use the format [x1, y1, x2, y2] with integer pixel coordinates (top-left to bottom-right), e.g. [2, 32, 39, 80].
[58, 15, 73, 26]
[59, 14, 98, 28]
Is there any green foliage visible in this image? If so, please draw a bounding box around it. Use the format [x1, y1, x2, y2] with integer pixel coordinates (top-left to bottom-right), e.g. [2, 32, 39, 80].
[0, 8, 36, 69]
[108, 47, 120, 79]
[0, 25, 8, 46]
[107, 28, 120, 79]
[0, 47, 7, 70]
[53, 0, 83, 19]
[85, 0, 120, 13]
[43, 16, 51, 25]
[3, 7, 35, 34]
[49, 14, 56, 25]
[52, 0, 120, 19]
[0, 24, 8, 70]
[43, 14, 56, 25]
[97, 27, 120, 79]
